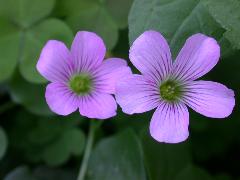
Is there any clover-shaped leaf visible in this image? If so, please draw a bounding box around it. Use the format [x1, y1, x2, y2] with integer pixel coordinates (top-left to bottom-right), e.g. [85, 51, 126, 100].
[202, 0, 240, 49]
[1, 0, 55, 28]
[43, 128, 85, 166]
[57, 0, 133, 50]
[128, 0, 232, 58]
[87, 129, 146, 180]
[4, 166, 36, 180]
[0, 18, 20, 82]
[20, 19, 73, 83]
[9, 72, 52, 115]
[141, 127, 191, 180]
[0, 0, 73, 84]
[4, 166, 76, 180]
[8, 110, 84, 166]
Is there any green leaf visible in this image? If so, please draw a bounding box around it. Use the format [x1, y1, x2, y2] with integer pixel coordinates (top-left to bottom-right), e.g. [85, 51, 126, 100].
[1, 0, 55, 28]
[87, 129, 146, 180]
[0, 127, 8, 160]
[56, 0, 97, 17]
[8, 110, 84, 165]
[28, 119, 63, 146]
[128, 0, 228, 57]
[66, 5, 118, 50]
[175, 165, 212, 180]
[141, 127, 191, 180]
[0, 18, 20, 82]
[202, 0, 240, 49]
[105, 0, 133, 29]
[4, 166, 76, 180]
[43, 128, 85, 166]
[58, 0, 133, 29]
[0, 3, 72, 84]
[4, 166, 36, 180]
[66, 128, 85, 156]
[0, 17, 73, 84]
[8, 72, 53, 115]
[19, 18, 73, 83]
[33, 166, 76, 180]
[58, 0, 123, 50]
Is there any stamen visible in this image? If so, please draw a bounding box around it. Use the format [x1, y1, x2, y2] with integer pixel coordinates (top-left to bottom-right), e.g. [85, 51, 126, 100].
[159, 80, 183, 102]
[69, 74, 92, 95]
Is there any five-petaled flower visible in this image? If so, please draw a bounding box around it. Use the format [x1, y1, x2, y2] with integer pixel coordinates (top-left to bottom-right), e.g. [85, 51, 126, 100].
[37, 31, 131, 119]
[116, 30, 235, 143]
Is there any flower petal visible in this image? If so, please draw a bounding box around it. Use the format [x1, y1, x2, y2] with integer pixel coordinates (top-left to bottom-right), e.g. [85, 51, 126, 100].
[116, 74, 160, 114]
[172, 34, 220, 81]
[37, 40, 73, 83]
[150, 102, 189, 143]
[45, 82, 78, 116]
[79, 93, 117, 119]
[129, 30, 172, 82]
[71, 31, 106, 73]
[93, 58, 132, 94]
[183, 81, 235, 118]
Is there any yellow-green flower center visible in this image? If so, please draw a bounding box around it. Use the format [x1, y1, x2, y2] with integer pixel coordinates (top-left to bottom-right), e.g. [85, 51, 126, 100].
[69, 74, 92, 95]
[160, 80, 182, 102]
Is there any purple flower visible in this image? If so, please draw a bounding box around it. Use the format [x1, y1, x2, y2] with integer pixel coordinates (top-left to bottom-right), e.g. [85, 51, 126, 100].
[37, 31, 131, 119]
[116, 30, 235, 143]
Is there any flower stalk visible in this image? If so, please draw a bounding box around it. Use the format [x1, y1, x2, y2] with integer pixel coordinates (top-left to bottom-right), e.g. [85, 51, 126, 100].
[77, 120, 99, 180]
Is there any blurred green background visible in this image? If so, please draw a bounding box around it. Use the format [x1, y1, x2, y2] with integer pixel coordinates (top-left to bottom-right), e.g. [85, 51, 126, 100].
[0, 0, 239, 179]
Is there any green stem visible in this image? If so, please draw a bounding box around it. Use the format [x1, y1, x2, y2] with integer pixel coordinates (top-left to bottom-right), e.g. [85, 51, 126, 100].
[0, 102, 16, 114]
[77, 120, 99, 180]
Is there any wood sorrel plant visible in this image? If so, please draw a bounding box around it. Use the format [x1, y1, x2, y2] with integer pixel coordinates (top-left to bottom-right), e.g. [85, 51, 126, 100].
[37, 30, 235, 179]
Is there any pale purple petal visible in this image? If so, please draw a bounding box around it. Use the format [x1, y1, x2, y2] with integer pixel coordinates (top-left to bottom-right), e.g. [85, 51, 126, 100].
[183, 81, 235, 118]
[150, 102, 189, 143]
[116, 75, 160, 114]
[172, 34, 220, 81]
[37, 40, 73, 83]
[93, 58, 132, 94]
[71, 31, 106, 73]
[45, 82, 78, 116]
[79, 93, 117, 119]
[129, 30, 172, 82]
